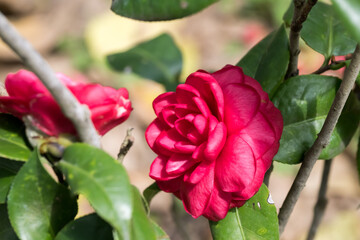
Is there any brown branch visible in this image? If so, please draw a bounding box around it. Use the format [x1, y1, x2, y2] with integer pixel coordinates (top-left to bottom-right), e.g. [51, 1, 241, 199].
[286, 0, 318, 79]
[278, 44, 360, 234]
[0, 11, 101, 147]
[306, 159, 332, 240]
[117, 128, 134, 162]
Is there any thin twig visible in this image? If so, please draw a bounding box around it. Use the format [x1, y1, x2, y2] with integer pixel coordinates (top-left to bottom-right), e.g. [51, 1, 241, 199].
[0, 11, 101, 148]
[306, 159, 332, 240]
[286, 0, 318, 79]
[117, 128, 134, 162]
[312, 58, 349, 75]
[278, 44, 360, 234]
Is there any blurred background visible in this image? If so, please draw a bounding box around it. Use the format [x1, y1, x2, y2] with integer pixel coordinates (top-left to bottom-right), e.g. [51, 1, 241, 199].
[0, 0, 359, 239]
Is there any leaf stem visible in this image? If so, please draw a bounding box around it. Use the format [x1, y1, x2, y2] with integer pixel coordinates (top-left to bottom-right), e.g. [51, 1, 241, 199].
[263, 162, 274, 187]
[312, 58, 349, 75]
[306, 159, 332, 240]
[0, 11, 101, 148]
[285, 0, 318, 79]
[278, 44, 360, 234]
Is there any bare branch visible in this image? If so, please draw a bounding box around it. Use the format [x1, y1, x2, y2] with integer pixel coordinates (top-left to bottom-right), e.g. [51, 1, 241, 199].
[117, 128, 134, 162]
[0, 11, 101, 147]
[306, 159, 332, 240]
[278, 44, 360, 234]
[286, 0, 318, 79]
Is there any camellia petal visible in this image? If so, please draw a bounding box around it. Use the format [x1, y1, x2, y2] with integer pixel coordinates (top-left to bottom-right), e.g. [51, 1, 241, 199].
[145, 65, 283, 221]
[0, 69, 132, 137]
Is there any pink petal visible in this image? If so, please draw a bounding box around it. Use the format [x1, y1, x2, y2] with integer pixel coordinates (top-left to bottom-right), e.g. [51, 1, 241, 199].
[166, 154, 198, 175]
[192, 97, 211, 118]
[157, 128, 187, 152]
[0, 97, 29, 118]
[215, 134, 256, 192]
[204, 122, 227, 161]
[30, 96, 76, 136]
[174, 141, 197, 153]
[145, 118, 165, 150]
[156, 177, 183, 193]
[149, 156, 181, 181]
[153, 92, 177, 116]
[231, 157, 266, 200]
[222, 83, 260, 134]
[158, 108, 177, 128]
[238, 111, 276, 159]
[202, 185, 232, 221]
[5, 70, 49, 98]
[174, 118, 193, 138]
[193, 114, 207, 135]
[185, 71, 224, 120]
[184, 160, 212, 184]
[175, 84, 200, 106]
[211, 65, 245, 88]
[181, 161, 215, 218]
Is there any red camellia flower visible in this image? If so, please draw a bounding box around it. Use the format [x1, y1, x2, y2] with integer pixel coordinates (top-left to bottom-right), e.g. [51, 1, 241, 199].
[0, 70, 131, 136]
[145, 65, 283, 221]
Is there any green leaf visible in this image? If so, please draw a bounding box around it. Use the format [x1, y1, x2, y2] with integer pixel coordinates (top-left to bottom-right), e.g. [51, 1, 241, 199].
[283, 1, 294, 27]
[273, 75, 360, 164]
[332, 0, 360, 43]
[57, 143, 133, 240]
[107, 33, 182, 91]
[0, 158, 23, 203]
[151, 220, 169, 240]
[0, 114, 31, 161]
[143, 182, 161, 211]
[7, 150, 78, 240]
[54, 213, 113, 240]
[237, 25, 289, 97]
[209, 184, 279, 240]
[301, 2, 357, 58]
[111, 0, 217, 21]
[131, 187, 156, 240]
[0, 204, 18, 240]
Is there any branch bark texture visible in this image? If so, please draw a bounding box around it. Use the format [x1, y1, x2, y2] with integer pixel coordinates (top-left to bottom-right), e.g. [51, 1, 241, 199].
[0, 11, 101, 147]
[286, 0, 318, 79]
[278, 44, 360, 234]
[306, 159, 332, 240]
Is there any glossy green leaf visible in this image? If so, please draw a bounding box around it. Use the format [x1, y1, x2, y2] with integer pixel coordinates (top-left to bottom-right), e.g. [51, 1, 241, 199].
[131, 187, 156, 240]
[107, 33, 182, 91]
[332, 0, 360, 43]
[283, 1, 294, 27]
[143, 182, 161, 211]
[151, 220, 169, 240]
[7, 150, 78, 240]
[57, 143, 133, 240]
[210, 184, 279, 240]
[54, 213, 113, 240]
[301, 2, 357, 58]
[237, 25, 289, 97]
[273, 75, 360, 164]
[0, 168, 16, 204]
[0, 158, 23, 203]
[0, 114, 31, 161]
[0, 204, 18, 240]
[111, 0, 217, 21]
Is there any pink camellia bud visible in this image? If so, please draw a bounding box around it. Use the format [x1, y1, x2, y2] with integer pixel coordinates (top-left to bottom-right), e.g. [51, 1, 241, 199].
[0, 70, 132, 136]
[145, 65, 283, 221]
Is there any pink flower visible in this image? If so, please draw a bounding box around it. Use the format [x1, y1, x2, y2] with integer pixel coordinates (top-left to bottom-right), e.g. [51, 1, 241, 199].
[145, 65, 283, 221]
[0, 70, 131, 136]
